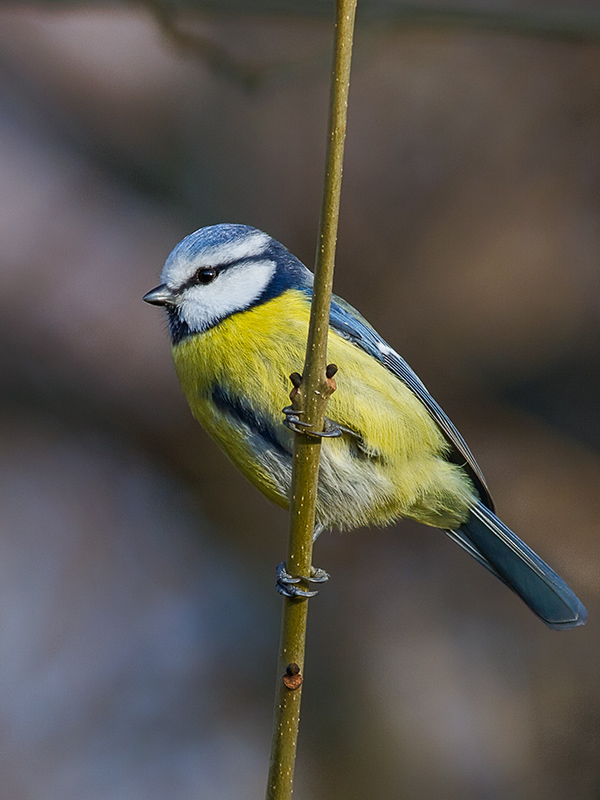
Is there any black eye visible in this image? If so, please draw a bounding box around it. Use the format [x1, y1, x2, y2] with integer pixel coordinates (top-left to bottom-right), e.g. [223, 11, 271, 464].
[196, 268, 217, 284]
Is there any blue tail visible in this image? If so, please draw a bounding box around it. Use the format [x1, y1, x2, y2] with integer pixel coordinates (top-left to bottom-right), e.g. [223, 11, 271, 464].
[445, 502, 587, 630]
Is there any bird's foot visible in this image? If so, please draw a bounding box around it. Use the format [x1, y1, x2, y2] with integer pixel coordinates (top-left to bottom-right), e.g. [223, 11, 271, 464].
[276, 561, 330, 599]
[282, 406, 362, 441]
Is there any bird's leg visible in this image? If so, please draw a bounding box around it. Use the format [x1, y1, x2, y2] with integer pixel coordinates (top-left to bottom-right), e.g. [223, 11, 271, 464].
[276, 561, 330, 599]
[283, 407, 349, 438]
[281, 405, 315, 434]
[277, 370, 333, 598]
[283, 407, 364, 442]
[282, 364, 364, 441]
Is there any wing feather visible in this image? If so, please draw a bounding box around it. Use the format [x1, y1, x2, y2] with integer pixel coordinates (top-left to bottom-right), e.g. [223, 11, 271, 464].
[327, 295, 494, 510]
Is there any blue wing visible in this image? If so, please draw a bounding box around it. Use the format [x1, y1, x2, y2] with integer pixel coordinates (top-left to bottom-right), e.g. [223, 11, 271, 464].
[324, 293, 587, 629]
[327, 294, 494, 511]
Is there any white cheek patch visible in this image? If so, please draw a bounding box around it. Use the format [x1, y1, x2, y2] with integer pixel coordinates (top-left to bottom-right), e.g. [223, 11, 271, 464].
[178, 259, 276, 332]
[161, 231, 271, 289]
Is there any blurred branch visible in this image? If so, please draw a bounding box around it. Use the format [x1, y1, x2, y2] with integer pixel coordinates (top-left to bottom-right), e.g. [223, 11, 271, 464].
[143, 2, 600, 43]
[141, 0, 600, 88]
[265, 1, 357, 798]
[145, 0, 267, 88]
[144, 0, 334, 88]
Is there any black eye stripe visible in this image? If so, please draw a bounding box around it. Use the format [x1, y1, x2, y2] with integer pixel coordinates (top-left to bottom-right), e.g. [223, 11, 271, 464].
[177, 266, 220, 291]
[174, 252, 271, 293]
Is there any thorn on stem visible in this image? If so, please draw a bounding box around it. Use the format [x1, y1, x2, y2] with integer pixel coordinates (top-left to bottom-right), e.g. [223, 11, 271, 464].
[288, 365, 338, 406]
[282, 663, 303, 691]
[289, 372, 303, 404]
[325, 363, 338, 395]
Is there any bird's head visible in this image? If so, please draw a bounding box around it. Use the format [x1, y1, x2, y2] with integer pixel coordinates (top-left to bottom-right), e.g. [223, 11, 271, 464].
[143, 224, 312, 343]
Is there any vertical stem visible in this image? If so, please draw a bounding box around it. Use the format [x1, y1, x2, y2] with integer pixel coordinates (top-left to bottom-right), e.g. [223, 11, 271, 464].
[265, 2, 358, 799]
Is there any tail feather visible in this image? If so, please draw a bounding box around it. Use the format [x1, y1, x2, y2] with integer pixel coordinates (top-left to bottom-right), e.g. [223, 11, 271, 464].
[445, 502, 587, 630]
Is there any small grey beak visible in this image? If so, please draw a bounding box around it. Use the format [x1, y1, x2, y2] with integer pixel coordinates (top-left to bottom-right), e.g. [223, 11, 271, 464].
[143, 284, 176, 306]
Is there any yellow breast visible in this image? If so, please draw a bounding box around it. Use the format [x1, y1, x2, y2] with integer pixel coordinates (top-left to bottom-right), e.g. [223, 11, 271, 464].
[171, 290, 476, 530]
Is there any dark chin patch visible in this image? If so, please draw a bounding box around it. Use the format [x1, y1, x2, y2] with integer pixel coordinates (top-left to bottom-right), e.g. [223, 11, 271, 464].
[167, 308, 193, 344]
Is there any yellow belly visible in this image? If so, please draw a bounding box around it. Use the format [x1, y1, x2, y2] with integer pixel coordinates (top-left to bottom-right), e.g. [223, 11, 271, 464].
[172, 290, 476, 531]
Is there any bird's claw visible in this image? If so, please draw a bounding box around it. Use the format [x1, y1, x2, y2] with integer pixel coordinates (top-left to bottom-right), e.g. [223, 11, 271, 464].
[282, 406, 360, 440]
[307, 566, 330, 583]
[282, 406, 314, 435]
[276, 561, 330, 599]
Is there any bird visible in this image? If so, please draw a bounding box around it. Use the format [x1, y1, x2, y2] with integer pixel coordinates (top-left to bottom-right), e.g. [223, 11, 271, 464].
[143, 223, 587, 630]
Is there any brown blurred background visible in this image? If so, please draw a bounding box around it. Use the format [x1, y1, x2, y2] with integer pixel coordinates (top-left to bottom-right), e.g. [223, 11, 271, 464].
[0, 2, 599, 798]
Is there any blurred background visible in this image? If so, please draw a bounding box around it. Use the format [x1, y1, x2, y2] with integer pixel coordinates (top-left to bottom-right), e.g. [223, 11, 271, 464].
[0, 1, 599, 798]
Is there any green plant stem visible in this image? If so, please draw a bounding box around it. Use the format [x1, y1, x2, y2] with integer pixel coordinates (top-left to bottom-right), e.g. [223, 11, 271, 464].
[265, 2, 357, 799]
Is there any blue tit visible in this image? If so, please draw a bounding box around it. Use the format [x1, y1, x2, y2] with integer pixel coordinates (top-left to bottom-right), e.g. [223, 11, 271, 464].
[144, 223, 587, 630]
